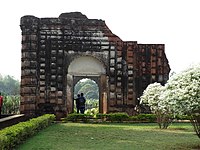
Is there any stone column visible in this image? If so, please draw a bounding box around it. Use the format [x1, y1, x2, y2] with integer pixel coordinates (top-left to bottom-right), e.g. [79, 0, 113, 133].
[66, 74, 73, 114]
[100, 74, 108, 113]
[20, 16, 39, 116]
[102, 92, 108, 114]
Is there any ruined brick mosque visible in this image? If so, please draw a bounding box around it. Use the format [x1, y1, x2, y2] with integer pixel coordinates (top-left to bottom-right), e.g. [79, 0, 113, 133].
[20, 12, 170, 119]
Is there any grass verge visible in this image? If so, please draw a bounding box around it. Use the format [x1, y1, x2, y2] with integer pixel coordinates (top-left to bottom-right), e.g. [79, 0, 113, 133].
[16, 123, 200, 150]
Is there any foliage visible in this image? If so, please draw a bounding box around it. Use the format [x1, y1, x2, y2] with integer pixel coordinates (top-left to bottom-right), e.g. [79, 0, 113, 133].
[140, 64, 200, 137]
[63, 113, 93, 123]
[0, 74, 20, 115]
[164, 64, 200, 137]
[73, 98, 99, 114]
[175, 115, 191, 120]
[164, 64, 200, 115]
[85, 107, 99, 116]
[140, 82, 165, 112]
[106, 113, 129, 123]
[17, 123, 200, 150]
[85, 99, 99, 110]
[0, 74, 20, 95]
[74, 79, 100, 114]
[140, 82, 172, 129]
[0, 114, 55, 150]
[130, 114, 157, 122]
[74, 78, 99, 100]
[2, 95, 20, 114]
[64, 113, 180, 123]
[96, 113, 107, 120]
[64, 113, 129, 123]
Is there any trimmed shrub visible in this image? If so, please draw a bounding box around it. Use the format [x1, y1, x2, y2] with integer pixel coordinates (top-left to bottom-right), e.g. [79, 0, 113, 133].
[138, 114, 157, 122]
[96, 113, 107, 120]
[63, 113, 163, 123]
[106, 113, 129, 123]
[175, 115, 191, 120]
[63, 113, 93, 123]
[129, 114, 157, 122]
[0, 114, 55, 150]
[129, 115, 138, 121]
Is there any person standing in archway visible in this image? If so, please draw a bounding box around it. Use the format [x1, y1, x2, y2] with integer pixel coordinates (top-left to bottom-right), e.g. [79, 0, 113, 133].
[79, 93, 86, 114]
[74, 94, 80, 113]
[0, 92, 3, 118]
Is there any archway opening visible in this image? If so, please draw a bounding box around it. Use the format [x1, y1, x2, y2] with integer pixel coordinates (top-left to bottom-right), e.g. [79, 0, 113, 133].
[67, 56, 107, 114]
[74, 78, 99, 114]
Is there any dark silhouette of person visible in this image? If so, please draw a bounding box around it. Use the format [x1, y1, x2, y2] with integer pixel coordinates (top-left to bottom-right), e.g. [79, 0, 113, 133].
[79, 93, 86, 114]
[0, 92, 3, 118]
[74, 94, 80, 113]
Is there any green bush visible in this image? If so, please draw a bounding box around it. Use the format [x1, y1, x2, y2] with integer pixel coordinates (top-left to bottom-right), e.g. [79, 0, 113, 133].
[64, 113, 93, 123]
[130, 114, 191, 123]
[96, 113, 107, 120]
[129, 114, 157, 122]
[136, 114, 147, 121]
[138, 114, 157, 122]
[129, 115, 139, 121]
[0, 114, 55, 150]
[63, 113, 159, 123]
[175, 115, 191, 120]
[85, 108, 99, 116]
[106, 113, 129, 123]
[2, 95, 20, 114]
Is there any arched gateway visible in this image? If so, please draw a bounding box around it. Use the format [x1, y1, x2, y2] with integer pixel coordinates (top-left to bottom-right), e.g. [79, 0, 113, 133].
[20, 12, 170, 119]
[67, 56, 107, 114]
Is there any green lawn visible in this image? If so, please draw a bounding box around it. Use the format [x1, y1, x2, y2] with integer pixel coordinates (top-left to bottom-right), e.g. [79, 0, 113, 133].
[17, 123, 199, 150]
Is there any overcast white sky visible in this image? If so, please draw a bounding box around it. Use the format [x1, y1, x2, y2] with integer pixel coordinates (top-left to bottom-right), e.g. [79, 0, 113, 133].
[0, 0, 200, 80]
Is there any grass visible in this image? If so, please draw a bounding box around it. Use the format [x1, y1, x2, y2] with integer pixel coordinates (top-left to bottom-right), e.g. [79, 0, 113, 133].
[16, 123, 200, 150]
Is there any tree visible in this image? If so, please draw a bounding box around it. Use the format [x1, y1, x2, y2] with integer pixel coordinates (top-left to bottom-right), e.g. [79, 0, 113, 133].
[0, 74, 20, 115]
[74, 78, 99, 113]
[164, 64, 200, 137]
[0, 75, 20, 95]
[2, 95, 20, 114]
[140, 82, 172, 129]
[74, 79, 99, 100]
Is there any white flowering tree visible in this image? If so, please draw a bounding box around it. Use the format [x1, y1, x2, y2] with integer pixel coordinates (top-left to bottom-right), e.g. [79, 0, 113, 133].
[164, 64, 200, 138]
[140, 82, 172, 129]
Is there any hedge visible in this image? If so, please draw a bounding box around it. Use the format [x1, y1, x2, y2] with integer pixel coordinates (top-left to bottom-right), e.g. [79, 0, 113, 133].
[64, 113, 131, 123]
[130, 114, 157, 122]
[105, 113, 129, 122]
[63, 113, 191, 123]
[0, 114, 55, 150]
[62, 113, 93, 123]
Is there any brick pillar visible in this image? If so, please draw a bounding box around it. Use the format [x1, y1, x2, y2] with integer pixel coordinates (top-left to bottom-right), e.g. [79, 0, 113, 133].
[20, 16, 39, 116]
[125, 42, 137, 106]
[100, 74, 108, 114]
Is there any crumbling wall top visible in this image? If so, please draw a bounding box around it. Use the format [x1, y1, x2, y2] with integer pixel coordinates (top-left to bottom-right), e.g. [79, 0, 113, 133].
[20, 15, 39, 26]
[20, 12, 106, 27]
[59, 12, 88, 19]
